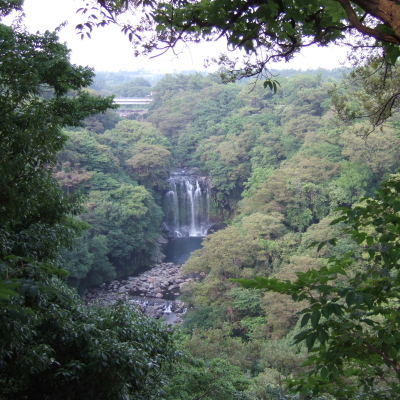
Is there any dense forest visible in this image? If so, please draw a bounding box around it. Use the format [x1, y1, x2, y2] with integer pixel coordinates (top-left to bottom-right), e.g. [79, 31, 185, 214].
[3, 0, 400, 399]
[51, 66, 400, 399]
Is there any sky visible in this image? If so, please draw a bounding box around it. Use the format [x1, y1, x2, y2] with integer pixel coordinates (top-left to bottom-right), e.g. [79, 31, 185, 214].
[4, 0, 349, 73]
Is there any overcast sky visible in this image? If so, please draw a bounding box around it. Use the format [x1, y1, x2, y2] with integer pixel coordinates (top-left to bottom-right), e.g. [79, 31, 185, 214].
[5, 0, 349, 73]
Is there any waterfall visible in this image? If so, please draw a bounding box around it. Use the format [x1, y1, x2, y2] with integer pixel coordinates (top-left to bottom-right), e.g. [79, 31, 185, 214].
[164, 171, 210, 238]
[166, 181, 179, 234]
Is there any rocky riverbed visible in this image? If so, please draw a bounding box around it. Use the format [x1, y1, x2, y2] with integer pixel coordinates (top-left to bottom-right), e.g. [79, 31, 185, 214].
[82, 262, 197, 324]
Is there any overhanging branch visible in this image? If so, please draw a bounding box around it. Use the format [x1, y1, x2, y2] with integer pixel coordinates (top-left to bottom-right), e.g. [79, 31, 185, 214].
[336, 0, 400, 44]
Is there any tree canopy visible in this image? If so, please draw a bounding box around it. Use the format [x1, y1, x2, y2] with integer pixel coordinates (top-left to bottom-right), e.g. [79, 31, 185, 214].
[75, 0, 400, 126]
[135, 69, 400, 398]
[235, 173, 400, 399]
[0, 5, 179, 399]
[0, 22, 115, 263]
[80, 0, 400, 80]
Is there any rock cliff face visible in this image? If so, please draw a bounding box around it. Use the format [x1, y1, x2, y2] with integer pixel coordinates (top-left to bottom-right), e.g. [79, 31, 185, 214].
[83, 262, 195, 324]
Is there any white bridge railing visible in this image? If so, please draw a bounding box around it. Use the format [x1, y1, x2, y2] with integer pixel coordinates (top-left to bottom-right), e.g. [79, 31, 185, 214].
[113, 98, 153, 105]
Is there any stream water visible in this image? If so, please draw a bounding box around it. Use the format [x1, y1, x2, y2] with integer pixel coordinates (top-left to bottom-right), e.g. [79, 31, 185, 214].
[162, 237, 204, 265]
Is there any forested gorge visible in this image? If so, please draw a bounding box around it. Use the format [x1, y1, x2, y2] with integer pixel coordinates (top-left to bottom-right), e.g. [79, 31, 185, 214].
[49, 68, 400, 399]
[3, 0, 400, 398]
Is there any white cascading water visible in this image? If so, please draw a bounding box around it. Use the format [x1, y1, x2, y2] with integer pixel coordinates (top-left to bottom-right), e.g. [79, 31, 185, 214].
[166, 181, 180, 234]
[164, 172, 210, 237]
[185, 180, 196, 235]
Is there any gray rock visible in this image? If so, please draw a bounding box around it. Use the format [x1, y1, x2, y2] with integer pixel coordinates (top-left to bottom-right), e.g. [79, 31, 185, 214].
[145, 306, 157, 317]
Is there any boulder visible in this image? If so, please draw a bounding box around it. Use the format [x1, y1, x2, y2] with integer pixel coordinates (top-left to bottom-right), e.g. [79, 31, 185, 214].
[145, 306, 157, 317]
[156, 235, 169, 244]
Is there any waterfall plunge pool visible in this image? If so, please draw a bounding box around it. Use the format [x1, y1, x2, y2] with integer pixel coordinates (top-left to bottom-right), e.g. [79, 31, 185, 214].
[162, 237, 204, 265]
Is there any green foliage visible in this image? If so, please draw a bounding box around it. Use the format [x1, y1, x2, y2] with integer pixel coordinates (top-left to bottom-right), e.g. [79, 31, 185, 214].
[60, 231, 94, 282]
[0, 277, 178, 399]
[74, 184, 163, 283]
[100, 119, 171, 163]
[67, 7, 400, 396]
[341, 125, 400, 182]
[58, 118, 171, 288]
[5, 14, 396, 398]
[331, 63, 400, 129]
[228, 287, 263, 318]
[82, 108, 121, 134]
[240, 155, 340, 231]
[164, 354, 250, 400]
[125, 143, 172, 190]
[182, 306, 227, 332]
[112, 77, 152, 97]
[183, 225, 263, 280]
[113, 68, 400, 398]
[0, 18, 115, 299]
[234, 174, 400, 399]
[59, 129, 120, 174]
[77, 67, 400, 399]
[0, 23, 114, 255]
[85, 0, 400, 84]
[0, 8, 179, 399]
[0, 0, 23, 16]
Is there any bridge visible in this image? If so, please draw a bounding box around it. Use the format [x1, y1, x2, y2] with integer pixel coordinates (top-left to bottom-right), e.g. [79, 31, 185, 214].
[113, 97, 153, 105]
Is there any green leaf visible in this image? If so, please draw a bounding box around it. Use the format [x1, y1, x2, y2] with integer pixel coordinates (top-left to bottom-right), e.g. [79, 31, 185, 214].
[330, 216, 347, 225]
[356, 232, 367, 244]
[384, 43, 400, 65]
[332, 304, 343, 316]
[361, 318, 376, 326]
[306, 333, 317, 350]
[29, 285, 39, 299]
[346, 291, 356, 307]
[318, 328, 328, 344]
[301, 313, 311, 328]
[263, 78, 280, 93]
[317, 241, 327, 252]
[311, 310, 321, 329]
[328, 238, 337, 246]
[0, 287, 17, 300]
